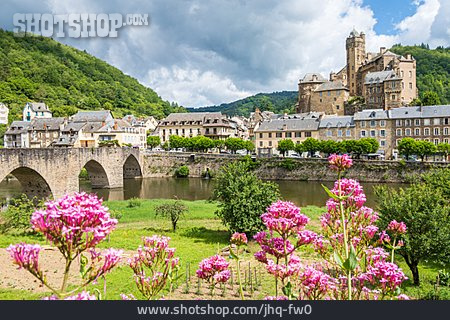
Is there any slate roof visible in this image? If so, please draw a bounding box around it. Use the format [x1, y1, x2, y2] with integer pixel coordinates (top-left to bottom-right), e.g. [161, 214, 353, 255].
[29, 117, 65, 131]
[319, 116, 354, 128]
[71, 110, 113, 122]
[25, 102, 51, 113]
[300, 73, 327, 83]
[389, 105, 450, 119]
[365, 70, 400, 84]
[5, 121, 31, 134]
[255, 117, 320, 132]
[314, 80, 348, 92]
[353, 109, 389, 120]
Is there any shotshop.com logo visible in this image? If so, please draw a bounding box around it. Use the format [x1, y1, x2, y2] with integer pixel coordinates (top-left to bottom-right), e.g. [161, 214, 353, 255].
[13, 13, 149, 38]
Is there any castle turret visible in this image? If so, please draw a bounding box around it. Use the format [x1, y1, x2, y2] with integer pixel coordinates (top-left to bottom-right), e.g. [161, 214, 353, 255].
[346, 29, 366, 96]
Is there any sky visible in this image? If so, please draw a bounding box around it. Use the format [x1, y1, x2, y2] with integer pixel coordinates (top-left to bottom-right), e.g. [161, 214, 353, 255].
[1, 0, 449, 108]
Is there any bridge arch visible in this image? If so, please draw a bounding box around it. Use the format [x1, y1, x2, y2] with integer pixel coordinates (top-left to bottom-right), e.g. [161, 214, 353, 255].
[123, 154, 142, 179]
[82, 160, 110, 189]
[1, 166, 53, 199]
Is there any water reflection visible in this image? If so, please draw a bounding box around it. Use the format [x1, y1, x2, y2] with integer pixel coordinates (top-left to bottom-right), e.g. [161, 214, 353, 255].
[0, 177, 405, 208]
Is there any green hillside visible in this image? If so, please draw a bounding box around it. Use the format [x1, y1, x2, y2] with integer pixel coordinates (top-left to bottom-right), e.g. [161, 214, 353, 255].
[0, 29, 184, 123]
[188, 91, 298, 116]
[390, 44, 449, 104]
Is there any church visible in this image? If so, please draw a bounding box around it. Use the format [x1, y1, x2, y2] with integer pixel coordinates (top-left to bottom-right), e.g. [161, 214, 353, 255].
[296, 29, 418, 115]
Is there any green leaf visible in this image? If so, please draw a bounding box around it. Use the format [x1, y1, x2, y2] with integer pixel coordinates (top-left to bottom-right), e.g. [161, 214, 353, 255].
[229, 246, 239, 260]
[343, 244, 359, 271]
[322, 184, 339, 200]
[334, 251, 344, 268]
[79, 254, 89, 278]
[282, 281, 293, 298]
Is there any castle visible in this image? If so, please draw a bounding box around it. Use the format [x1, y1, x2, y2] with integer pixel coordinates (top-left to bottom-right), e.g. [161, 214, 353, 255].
[296, 29, 418, 115]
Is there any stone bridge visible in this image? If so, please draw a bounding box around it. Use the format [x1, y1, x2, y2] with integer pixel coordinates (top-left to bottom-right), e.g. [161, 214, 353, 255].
[0, 148, 143, 199]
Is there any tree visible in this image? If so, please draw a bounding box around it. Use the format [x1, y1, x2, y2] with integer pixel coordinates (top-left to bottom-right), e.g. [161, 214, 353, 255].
[301, 138, 321, 157]
[375, 183, 450, 285]
[212, 162, 280, 234]
[294, 142, 304, 155]
[362, 137, 379, 154]
[146, 136, 161, 149]
[155, 199, 189, 232]
[277, 139, 295, 157]
[415, 140, 437, 161]
[214, 139, 225, 152]
[169, 135, 186, 149]
[243, 140, 255, 154]
[421, 91, 441, 106]
[319, 140, 339, 156]
[225, 137, 245, 153]
[398, 137, 417, 160]
[437, 142, 450, 161]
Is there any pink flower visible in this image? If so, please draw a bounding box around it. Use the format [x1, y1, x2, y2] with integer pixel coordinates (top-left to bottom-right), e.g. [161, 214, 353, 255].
[298, 266, 337, 300]
[329, 179, 366, 209]
[397, 294, 410, 300]
[379, 230, 391, 244]
[196, 255, 230, 284]
[7, 243, 42, 277]
[264, 295, 288, 300]
[261, 201, 309, 235]
[30, 193, 117, 254]
[230, 232, 248, 246]
[297, 230, 318, 246]
[88, 248, 123, 281]
[328, 154, 353, 171]
[254, 250, 268, 263]
[365, 261, 408, 295]
[387, 220, 407, 236]
[64, 291, 97, 300]
[266, 255, 302, 280]
[120, 293, 137, 300]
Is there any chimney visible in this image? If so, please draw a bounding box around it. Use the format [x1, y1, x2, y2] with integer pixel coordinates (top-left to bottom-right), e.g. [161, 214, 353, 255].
[282, 123, 287, 130]
[113, 121, 118, 130]
[380, 47, 386, 54]
[406, 54, 412, 60]
[330, 72, 336, 81]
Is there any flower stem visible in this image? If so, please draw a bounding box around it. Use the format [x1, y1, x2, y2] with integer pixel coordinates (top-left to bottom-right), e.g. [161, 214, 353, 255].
[61, 258, 73, 293]
[338, 170, 352, 300]
[391, 238, 397, 263]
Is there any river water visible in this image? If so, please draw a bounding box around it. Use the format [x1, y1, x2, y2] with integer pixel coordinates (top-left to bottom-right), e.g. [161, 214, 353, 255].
[0, 177, 405, 208]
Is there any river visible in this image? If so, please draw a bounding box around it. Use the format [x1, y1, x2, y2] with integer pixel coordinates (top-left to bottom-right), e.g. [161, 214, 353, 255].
[0, 177, 405, 208]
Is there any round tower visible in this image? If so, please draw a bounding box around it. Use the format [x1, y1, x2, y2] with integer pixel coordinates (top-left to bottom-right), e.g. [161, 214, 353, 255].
[346, 29, 366, 96]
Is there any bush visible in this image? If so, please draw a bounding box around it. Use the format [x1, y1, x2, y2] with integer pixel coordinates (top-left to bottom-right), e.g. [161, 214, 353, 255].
[0, 194, 45, 234]
[126, 197, 142, 208]
[279, 158, 296, 171]
[155, 200, 189, 232]
[212, 162, 280, 234]
[175, 165, 190, 178]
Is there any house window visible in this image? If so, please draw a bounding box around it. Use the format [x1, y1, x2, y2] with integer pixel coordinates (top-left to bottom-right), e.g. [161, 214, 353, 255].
[415, 128, 420, 136]
[391, 94, 396, 100]
[415, 119, 420, 126]
[405, 119, 411, 126]
[305, 132, 312, 137]
[424, 128, 430, 135]
[295, 132, 301, 138]
[409, 83, 413, 89]
[444, 128, 449, 135]
[268, 133, 272, 138]
[276, 132, 282, 138]
[327, 130, 332, 137]
[338, 130, 343, 137]
[409, 71, 412, 78]
[380, 140, 386, 147]
[269, 141, 272, 147]
[433, 118, 440, 125]
[434, 139, 439, 145]
[370, 120, 376, 127]
[286, 132, 292, 138]
[380, 129, 386, 137]
[396, 129, 402, 136]
[434, 128, 440, 136]
[445, 139, 449, 144]
[360, 121, 366, 128]
[327, 91, 331, 96]
[424, 119, 430, 125]
[320, 99, 323, 103]
[405, 128, 411, 136]
[319, 92, 323, 97]
[346, 130, 351, 137]
[396, 120, 402, 127]
[445, 118, 449, 125]
[259, 133, 263, 138]
[380, 120, 386, 127]
[370, 130, 376, 137]
[360, 130, 366, 137]
[259, 141, 263, 147]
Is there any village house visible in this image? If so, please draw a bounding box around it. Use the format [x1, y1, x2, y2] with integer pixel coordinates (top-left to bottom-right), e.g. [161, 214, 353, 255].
[353, 109, 392, 156]
[0, 103, 8, 125]
[3, 121, 30, 148]
[22, 102, 52, 122]
[28, 117, 66, 148]
[318, 115, 355, 141]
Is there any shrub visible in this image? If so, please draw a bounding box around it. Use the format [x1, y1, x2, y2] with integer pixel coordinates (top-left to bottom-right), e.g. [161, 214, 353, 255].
[155, 200, 189, 232]
[279, 158, 296, 171]
[212, 161, 280, 234]
[0, 194, 45, 234]
[175, 165, 189, 178]
[127, 197, 142, 208]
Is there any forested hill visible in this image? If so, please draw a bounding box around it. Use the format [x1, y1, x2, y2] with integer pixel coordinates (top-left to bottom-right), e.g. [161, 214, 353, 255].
[187, 91, 298, 117]
[389, 44, 449, 104]
[0, 29, 184, 122]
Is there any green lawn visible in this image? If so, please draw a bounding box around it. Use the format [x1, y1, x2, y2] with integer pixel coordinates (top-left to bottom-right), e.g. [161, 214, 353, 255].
[0, 200, 447, 300]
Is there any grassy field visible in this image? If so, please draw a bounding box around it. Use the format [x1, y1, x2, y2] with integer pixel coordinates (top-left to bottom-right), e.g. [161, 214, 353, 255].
[0, 199, 447, 300]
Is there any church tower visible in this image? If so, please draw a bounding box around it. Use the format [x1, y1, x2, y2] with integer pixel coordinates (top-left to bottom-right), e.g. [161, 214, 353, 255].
[346, 29, 366, 96]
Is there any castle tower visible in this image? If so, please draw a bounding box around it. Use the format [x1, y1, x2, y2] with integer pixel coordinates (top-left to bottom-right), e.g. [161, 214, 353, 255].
[346, 29, 366, 96]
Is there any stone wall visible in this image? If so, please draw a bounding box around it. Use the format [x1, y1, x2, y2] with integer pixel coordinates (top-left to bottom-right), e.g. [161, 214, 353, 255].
[143, 153, 450, 183]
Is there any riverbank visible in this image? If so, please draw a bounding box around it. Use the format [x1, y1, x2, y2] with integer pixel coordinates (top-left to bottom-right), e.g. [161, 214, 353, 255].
[0, 199, 446, 300]
[142, 153, 450, 183]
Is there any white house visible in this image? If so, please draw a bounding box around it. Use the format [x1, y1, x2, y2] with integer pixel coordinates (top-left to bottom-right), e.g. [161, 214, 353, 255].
[0, 103, 8, 124]
[23, 102, 52, 122]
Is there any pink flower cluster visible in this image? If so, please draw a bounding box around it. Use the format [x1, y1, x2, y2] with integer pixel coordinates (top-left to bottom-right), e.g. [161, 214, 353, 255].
[387, 220, 407, 236]
[196, 255, 230, 284]
[230, 232, 248, 246]
[87, 248, 123, 281]
[266, 255, 302, 280]
[43, 291, 97, 300]
[128, 235, 180, 299]
[31, 192, 117, 254]
[328, 178, 367, 209]
[328, 154, 353, 172]
[365, 261, 408, 296]
[261, 201, 309, 235]
[7, 243, 42, 277]
[298, 266, 337, 300]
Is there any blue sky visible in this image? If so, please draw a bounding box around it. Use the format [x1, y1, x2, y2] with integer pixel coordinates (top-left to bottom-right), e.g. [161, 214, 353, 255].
[364, 0, 420, 34]
[1, 0, 448, 107]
